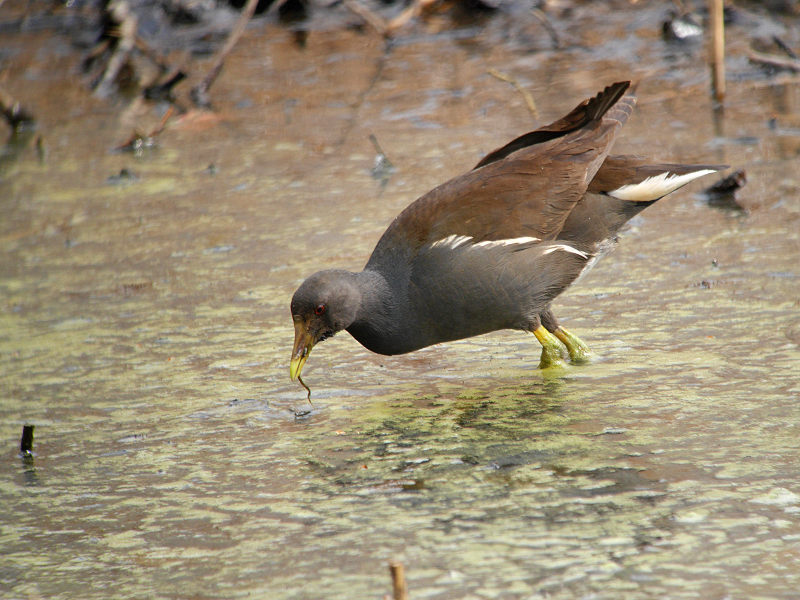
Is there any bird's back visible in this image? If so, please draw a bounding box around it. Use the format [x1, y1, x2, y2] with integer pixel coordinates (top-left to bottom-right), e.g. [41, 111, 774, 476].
[365, 81, 636, 275]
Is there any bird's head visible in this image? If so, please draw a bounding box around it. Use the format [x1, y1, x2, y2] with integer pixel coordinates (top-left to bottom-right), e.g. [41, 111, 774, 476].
[289, 270, 361, 382]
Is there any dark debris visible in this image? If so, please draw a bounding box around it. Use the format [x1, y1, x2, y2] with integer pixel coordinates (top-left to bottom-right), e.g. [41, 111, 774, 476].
[106, 167, 140, 185]
[704, 169, 747, 211]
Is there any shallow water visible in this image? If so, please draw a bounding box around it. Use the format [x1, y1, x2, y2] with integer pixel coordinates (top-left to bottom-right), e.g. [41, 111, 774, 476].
[2, 3, 800, 599]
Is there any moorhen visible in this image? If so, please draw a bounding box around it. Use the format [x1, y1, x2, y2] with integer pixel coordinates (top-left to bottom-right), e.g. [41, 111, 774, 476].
[290, 81, 724, 386]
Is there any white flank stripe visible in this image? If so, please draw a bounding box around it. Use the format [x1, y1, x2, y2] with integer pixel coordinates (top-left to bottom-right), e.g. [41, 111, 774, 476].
[542, 244, 589, 259]
[429, 234, 540, 250]
[609, 169, 716, 201]
[429, 234, 473, 249]
[474, 236, 540, 248]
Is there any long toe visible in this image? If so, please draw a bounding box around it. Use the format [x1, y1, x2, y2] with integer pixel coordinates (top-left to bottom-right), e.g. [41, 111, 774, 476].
[539, 345, 568, 370]
[554, 327, 591, 364]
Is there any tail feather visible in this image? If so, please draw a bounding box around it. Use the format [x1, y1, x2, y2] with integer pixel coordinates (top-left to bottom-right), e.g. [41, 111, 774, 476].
[558, 157, 726, 247]
[590, 155, 728, 201]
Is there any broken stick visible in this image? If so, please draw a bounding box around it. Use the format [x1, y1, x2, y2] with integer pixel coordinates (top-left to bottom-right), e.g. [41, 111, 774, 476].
[389, 562, 408, 600]
[191, 0, 260, 108]
[709, 0, 725, 102]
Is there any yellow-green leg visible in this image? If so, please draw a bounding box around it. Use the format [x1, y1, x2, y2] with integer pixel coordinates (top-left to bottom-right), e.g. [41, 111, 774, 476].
[553, 326, 591, 364]
[532, 326, 568, 369]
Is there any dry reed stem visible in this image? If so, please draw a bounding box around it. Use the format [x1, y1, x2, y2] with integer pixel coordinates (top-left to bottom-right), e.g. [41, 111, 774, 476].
[389, 562, 408, 600]
[709, 0, 725, 102]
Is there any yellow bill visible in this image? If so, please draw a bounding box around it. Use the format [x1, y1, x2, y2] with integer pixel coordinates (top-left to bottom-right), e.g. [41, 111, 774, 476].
[290, 319, 314, 381]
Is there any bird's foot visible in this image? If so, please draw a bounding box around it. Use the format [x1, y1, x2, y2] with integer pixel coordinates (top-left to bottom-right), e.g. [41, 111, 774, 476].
[532, 326, 568, 369]
[539, 347, 568, 370]
[554, 327, 591, 364]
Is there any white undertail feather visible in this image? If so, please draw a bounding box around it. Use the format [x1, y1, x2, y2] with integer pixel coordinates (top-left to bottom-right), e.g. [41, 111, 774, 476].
[609, 169, 717, 201]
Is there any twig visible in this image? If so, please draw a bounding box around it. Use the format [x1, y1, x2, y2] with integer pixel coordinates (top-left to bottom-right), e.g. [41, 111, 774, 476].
[389, 562, 408, 600]
[749, 50, 800, 72]
[143, 70, 187, 102]
[95, 0, 137, 98]
[334, 39, 391, 148]
[133, 34, 174, 73]
[369, 133, 395, 189]
[343, 0, 438, 37]
[531, 7, 560, 49]
[83, 37, 112, 68]
[369, 133, 388, 159]
[152, 106, 174, 136]
[36, 135, 46, 163]
[191, 0, 260, 108]
[487, 69, 539, 118]
[772, 35, 798, 60]
[343, 0, 388, 36]
[113, 106, 174, 153]
[709, 0, 725, 102]
[386, 0, 437, 35]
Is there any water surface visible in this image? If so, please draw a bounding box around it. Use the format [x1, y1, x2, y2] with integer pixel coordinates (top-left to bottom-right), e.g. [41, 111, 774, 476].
[2, 3, 800, 599]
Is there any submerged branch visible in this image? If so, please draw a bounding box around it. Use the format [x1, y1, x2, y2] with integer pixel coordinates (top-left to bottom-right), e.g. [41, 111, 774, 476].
[749, 50, 800, 72]
[191, 0, 260, 108]
[94, 0, 138, 98]
[488, 69, 539, 118]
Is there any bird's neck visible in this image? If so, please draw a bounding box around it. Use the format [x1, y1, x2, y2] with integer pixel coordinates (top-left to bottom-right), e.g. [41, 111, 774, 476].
[347, 269, 412, 355]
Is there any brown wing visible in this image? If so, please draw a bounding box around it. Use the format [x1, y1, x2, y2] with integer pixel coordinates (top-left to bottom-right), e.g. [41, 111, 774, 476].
[367, 82, 635, 271]
[473, 81, 634, 170]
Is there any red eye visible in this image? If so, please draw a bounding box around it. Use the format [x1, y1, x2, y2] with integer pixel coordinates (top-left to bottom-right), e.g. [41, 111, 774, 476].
[314, 304, 326, 316]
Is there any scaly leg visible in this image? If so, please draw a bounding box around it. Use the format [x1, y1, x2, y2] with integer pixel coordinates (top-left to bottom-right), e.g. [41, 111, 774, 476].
[530, 315, 567, 369]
